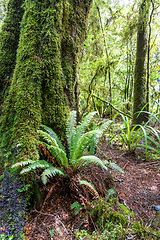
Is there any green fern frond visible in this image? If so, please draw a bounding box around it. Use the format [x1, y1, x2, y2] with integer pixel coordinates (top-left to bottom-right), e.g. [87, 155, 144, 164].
[74, 155, 108, 172]
[79, 180, 100, 199]
[40, 125, 64, 150]
[49, 145, 69, 170]
[89, 120, 112, 155]
[38, 130, 59, 147]
[41, 167, 66, 185]
[12, 160, 35, 168]
[69, 112, 97, 159]
[70, 202, 83, 215]
[107, 162, 125, 174]
[20, 160, 52, 175]
[71, 130, 100, 161]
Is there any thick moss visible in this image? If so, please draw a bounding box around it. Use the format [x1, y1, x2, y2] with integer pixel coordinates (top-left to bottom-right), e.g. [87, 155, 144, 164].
[0, 0, 93, 165]
[0, 0, 24, 110]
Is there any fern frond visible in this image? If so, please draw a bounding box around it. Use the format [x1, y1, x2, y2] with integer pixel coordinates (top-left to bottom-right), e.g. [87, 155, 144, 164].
[71, 202, 83, 215]
[12, 160, 35, 168]
[20, 160, 52, 175]
[79, 180, 100, 199]
[41, 167, 66, 185]
[106, 161, 125, 174]
[40, 125, 64, 150]
[38, 130, 59, 147]
[71, 130, 100, 161]
[48, 145, 69, 170]
[66, 111, 77, 158]
[69, 112, 97, 159]
[89, 120, 112, 155]
[74, 155, 108, 172]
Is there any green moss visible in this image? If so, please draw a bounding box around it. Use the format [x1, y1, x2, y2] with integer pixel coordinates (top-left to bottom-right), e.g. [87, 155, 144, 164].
[0, 0, 24, 110]
[0, 0, 93, 167]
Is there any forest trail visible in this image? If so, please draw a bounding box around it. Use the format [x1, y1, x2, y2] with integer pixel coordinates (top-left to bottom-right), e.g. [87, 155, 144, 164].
[23, 144, 160, 239]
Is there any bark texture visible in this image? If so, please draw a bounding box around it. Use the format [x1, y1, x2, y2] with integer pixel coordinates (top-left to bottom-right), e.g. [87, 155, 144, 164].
[0, 0, 93, 165]
[0, 0, 24, 111]
[132, 0, 150, 124]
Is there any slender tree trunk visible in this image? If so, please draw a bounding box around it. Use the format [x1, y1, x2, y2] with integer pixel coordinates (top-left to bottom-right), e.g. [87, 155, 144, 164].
[0, 0, 93, 164]
[146, 0, 154, 112]
[132, 0, 150, 124]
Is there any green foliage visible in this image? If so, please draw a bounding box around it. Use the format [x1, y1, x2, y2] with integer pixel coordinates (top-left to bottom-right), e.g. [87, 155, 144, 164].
[109, 113, 160, 158]
[13, 111, 114, 186]
[0, 0, 24, 105]
[75, 196, 160, 240]
[71, 201, 83, 215]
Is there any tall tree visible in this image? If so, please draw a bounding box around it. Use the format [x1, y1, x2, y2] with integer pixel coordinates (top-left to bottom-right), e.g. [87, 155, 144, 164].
[0, 0, 24, 111]
[0, 0, 93, 165]
[132, 0, 150, 124]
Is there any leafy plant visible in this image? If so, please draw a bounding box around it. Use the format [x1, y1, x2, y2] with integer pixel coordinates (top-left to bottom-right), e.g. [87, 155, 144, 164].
[109, 113, 160, 159]
[12, 111, 124, 207]
[13, 111, 113, 183]
[71, 201, 83, 215]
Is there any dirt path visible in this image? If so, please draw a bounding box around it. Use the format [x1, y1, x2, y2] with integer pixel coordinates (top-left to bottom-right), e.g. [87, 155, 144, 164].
[99, 145, 160, 228]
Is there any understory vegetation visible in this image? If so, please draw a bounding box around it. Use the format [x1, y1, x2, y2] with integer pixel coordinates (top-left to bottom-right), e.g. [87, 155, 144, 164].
[0, 0, 160, 239]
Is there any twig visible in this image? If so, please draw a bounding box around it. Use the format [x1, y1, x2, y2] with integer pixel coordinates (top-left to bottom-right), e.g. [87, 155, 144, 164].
[31, 209, 70, 234]
[123, 161, 130, 170]
[92, 93, 132, 118]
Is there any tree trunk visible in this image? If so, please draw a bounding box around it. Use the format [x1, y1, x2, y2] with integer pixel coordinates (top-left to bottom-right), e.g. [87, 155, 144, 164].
[0, 0, 24, 111]
[0, 0, 93, 164]
[132, 0, 150, 125]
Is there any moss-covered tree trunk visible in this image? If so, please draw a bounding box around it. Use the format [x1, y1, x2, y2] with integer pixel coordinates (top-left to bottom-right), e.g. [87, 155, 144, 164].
[132, 0, 150, 124]
[0, 0, 92, 165]
[0, 0, 24, 112]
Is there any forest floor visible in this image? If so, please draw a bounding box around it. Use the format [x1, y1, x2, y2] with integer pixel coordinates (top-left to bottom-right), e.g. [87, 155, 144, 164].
[23, 143, 160, 240]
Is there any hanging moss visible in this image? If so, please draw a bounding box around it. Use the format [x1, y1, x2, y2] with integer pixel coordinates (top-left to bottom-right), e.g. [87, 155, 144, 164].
[0, 0, 24, 111]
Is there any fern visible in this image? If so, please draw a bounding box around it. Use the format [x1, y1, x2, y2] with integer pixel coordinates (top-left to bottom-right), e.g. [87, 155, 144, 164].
[88, 120, 112, 155]
[44, 144, 68, 170]
[12, 160, 34, 168]
[41, 167, 66, 185]
[70, 202, 83, 215]
[40, 125, 64, 150]
[38, 130, 59, 147]
[71, 130, 100, 161]
[74, 155, 108, 172]
[79, 180, 100, 199]
[12, 110, 124, 190]
[20, 160, 51, 175]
